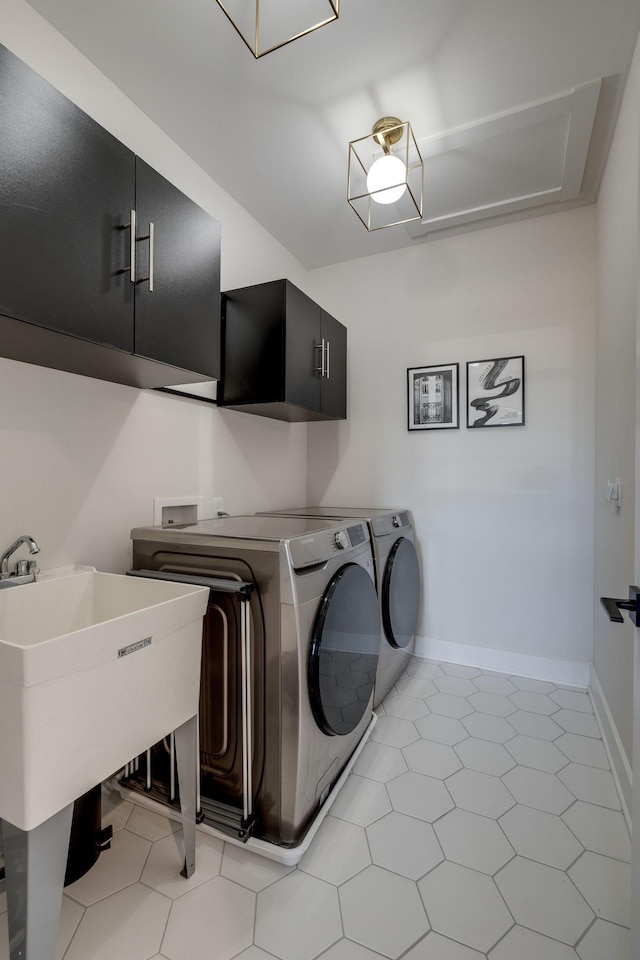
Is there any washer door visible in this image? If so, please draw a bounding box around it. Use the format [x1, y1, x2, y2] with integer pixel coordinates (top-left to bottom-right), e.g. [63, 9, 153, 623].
[382, 537, 421, 649]
[308, 562, 380, 736]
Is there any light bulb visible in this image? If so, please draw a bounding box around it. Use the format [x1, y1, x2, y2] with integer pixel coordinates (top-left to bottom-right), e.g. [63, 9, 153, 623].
[367, 154, 407, 204]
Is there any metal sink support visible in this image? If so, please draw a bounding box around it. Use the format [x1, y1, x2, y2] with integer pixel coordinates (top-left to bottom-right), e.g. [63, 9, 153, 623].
[2, 717, 197, 960]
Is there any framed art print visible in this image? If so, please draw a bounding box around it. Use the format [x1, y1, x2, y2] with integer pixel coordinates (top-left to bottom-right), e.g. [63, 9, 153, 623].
[408, 363, 459, 431]
[467, 355, 525, 428]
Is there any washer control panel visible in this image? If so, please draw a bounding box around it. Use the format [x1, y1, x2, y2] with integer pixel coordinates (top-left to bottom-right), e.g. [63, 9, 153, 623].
[287, 521, 370, 569]
[334, 530, 349, 550]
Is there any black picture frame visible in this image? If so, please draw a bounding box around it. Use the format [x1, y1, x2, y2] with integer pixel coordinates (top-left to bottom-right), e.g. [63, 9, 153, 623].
[408, 363, 460, 431]
[466, 355, 525, 428]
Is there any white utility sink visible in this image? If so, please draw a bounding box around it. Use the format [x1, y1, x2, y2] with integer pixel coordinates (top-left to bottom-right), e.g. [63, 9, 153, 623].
[0, 567, 208, 832]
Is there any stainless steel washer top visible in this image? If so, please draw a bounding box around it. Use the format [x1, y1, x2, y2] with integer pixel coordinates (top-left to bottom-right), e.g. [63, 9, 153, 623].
[257, 506, 421, 707]
[133, 513, 357, 542]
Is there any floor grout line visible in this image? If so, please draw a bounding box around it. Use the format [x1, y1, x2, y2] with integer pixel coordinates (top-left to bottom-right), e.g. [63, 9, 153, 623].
[31, 655, 632, 960]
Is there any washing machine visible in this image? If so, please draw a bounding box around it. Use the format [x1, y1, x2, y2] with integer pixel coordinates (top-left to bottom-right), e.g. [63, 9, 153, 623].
[126, 514, 380, 853]
[258, 507, 421, 707]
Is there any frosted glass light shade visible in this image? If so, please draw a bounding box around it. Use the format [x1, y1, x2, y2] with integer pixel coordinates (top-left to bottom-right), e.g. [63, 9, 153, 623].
[366, 155, 407, 204]
[348, 118, 423, 231]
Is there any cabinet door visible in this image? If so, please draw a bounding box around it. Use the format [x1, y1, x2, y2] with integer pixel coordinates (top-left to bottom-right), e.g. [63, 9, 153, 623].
[284, 281, 321, 411]
[0, 44, 134, 351]
[134, 159, 221, 378]
[320, 310, 347, 418]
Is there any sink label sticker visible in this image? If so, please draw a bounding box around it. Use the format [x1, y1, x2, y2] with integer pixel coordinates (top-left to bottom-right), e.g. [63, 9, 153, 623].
[118, 637, 152, 658]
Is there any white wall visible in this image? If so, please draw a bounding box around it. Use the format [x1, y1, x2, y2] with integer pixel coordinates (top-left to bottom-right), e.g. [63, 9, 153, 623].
[307, 208, 597, 682]
[0, 0, 311, 574]
[0, 0, 602, 689]
[593, 31, 640, 766]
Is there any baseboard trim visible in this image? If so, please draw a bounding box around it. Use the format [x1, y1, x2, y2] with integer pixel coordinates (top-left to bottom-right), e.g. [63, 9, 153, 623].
[414, 634, 591, 688]
[589, 665, 632, 831]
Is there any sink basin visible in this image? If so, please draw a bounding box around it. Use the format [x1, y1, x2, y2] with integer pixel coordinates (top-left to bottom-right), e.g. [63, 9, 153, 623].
[0, 567, 208, 831]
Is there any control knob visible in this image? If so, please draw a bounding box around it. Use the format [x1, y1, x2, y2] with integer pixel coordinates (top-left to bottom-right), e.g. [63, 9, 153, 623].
[392, 515, 401, 528]
[334, 530, 349, 550]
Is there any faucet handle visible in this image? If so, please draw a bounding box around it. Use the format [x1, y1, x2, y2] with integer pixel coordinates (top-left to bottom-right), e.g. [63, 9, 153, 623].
[27, 559, 39, 576]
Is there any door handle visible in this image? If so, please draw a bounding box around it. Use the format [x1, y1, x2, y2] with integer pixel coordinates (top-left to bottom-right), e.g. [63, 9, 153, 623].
[315, 339, 325, 376]
[600, 586, 640, 624]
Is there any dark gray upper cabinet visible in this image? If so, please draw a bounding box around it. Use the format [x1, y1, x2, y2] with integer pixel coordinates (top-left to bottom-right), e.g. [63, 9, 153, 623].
[0, 44, 220, 389]
[219, 279, 347, 422]
[133, 158, 220, 376]
[318, 308, 347, 419]
[0, 44, 135, 352]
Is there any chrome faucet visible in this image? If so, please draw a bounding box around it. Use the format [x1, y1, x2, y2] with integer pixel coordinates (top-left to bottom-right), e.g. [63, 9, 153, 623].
[0, 535, 40, 584]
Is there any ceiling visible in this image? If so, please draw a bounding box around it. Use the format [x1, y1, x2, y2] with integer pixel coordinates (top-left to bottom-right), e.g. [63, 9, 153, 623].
[23, 0, 640, 268]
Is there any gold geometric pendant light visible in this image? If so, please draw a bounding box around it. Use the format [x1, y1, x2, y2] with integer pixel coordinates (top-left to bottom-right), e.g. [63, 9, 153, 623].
[348, 117, 424, 230]
[214, 0, 339, 58]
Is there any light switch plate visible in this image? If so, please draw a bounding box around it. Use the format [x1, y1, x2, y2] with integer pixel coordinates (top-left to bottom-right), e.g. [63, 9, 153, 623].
[606, 479, 621, 503]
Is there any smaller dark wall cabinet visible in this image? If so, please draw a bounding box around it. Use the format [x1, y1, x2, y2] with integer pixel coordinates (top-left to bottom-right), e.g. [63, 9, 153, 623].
[0, 43, 220, 389]
[218, 279, 347, 422]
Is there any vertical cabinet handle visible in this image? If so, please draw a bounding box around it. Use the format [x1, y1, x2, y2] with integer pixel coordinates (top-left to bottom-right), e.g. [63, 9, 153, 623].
[122, 212, 153, 291]
[135, 221, 155, 292]
[315, 339, 334, 378]
[130, 209, 136, 283]
[127, 209, 136, 283]
[148, 222, 154, 293]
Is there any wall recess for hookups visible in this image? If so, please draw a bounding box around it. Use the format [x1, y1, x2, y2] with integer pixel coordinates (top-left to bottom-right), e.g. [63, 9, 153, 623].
[153, 496, 205, 527]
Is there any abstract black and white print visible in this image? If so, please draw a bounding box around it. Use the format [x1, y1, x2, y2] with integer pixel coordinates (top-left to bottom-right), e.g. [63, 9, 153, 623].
[466, 356, 525, 428]
[408, 363, 459, 430]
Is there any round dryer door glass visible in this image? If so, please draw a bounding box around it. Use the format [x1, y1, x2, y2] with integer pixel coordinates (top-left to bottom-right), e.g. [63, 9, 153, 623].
[308, 563, 380, 736]
[382, 537, 420, 649]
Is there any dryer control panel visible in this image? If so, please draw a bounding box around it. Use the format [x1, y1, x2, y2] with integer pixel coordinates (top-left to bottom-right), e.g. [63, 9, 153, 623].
[371, 510, 412, 538]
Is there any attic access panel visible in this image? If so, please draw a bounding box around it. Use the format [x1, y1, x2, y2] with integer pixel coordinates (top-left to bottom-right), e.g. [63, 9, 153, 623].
[407, 79, 601, 238]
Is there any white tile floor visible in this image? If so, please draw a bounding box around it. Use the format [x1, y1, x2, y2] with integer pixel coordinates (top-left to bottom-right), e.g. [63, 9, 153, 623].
[0, 658, 632, 960]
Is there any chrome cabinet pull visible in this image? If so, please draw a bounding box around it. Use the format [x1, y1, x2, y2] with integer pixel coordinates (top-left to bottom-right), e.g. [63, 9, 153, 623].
[148, 222, 154, 292]
[130, 210, 136, 283]
[315, 339, 325, 376]
[122, 212, 152, 291]
[136, 221, 155, 292]
[325, 339, 330, 379]
[122, 209, 136, 283]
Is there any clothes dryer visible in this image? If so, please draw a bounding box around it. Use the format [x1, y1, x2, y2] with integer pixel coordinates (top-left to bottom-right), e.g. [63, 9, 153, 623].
[127, 515, 380, 853]
[258, 507, 420, 706]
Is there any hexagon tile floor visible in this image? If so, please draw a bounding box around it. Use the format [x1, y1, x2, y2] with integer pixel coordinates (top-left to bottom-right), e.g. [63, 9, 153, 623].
[0, 659, 632, 960]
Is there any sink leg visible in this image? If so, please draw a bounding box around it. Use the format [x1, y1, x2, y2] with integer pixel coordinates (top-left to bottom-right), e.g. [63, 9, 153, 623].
[174, 714, 197, 879]
[3, 803, 73, 960]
